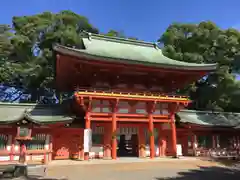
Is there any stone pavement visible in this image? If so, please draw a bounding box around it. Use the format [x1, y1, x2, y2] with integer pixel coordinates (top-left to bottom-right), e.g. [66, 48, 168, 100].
[48, 157, 199, 166]
[44, 158, 240, 180]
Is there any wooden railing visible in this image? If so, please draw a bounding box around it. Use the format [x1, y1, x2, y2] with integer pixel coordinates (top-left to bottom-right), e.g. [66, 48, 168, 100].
[75, 87, 189, 97]
[75, 88, 189, 100]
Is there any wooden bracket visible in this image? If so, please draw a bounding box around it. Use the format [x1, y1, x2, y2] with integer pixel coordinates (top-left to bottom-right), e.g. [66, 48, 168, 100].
[112, 99, 119, 113]
[168, 103, 178, 114]
[147, 101, 157, 114]
[87, 97, 92, 112]
[77, 96, 92, 112]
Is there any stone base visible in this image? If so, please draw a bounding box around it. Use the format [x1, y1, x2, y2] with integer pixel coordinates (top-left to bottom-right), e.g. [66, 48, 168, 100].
[103, 157, 112, 160]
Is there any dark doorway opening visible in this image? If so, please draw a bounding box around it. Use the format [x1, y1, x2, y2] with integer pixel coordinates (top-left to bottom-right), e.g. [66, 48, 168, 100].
[117, 134, 139, 157]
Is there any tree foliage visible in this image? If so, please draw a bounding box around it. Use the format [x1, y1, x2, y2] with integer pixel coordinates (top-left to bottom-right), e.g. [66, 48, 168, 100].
[0, 11, 98, 103]
[1, 12, 240, 112]
[159, 21, 240, 112]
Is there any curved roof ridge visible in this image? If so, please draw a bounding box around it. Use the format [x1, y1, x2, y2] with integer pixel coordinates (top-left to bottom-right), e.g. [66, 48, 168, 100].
[0, 103, 74, 124]
[82, 30, 156, 48]
[53, 44, 217, 71]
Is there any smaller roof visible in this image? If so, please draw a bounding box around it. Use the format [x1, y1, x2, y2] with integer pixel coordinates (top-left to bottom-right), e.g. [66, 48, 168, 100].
[53, 32, 217, 71]
[0, 103, 74, 124]
[178, 110, 240, 128]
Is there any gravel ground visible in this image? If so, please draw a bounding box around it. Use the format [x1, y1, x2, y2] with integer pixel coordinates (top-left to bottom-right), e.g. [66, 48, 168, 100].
[1, 159, 239, 180]
[43, 159, 240, 180]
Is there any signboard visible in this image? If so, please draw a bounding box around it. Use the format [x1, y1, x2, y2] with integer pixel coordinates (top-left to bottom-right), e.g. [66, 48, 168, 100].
[84, 129, 92, 152]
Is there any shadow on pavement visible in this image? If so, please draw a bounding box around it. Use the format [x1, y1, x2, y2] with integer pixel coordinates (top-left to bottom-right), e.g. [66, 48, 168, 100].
[1, 175, 67, 180]
[0, 165, 68, 180]
[25, 176, 67, 180]
[198, 156, 240, 168]
[155, 166, 240, 180]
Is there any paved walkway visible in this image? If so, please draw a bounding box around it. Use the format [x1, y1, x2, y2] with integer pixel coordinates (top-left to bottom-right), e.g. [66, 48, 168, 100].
[48, 157, 199, 166]
[44, 158, 240, 180]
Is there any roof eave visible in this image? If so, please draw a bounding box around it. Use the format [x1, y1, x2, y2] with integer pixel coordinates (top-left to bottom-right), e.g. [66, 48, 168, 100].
[24, 113, 74, 125]
[53, 44, 217, 72]
[180, 122, 235, 128]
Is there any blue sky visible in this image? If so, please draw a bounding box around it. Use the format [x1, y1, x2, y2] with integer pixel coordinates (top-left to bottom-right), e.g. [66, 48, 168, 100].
[1, 0, 240, 42]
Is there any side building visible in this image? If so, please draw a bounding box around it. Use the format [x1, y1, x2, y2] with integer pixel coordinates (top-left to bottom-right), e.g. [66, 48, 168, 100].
[0, 103, 239, 163]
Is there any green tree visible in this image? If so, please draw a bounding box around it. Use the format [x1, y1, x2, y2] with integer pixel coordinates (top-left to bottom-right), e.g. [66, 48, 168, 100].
[0, 25, 14, 83]
[159, 21, 240, 112]
[0, 11, 98, 103]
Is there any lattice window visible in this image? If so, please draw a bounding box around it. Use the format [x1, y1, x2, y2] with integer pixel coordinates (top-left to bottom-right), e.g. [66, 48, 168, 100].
[26, 134, 47, 150]
[92, 100, 111, 113]
[0, 134, 7, 150]
[118, 101, 129, 113]
[153, 103, 169, 115]
[91, 126, 104, 134]
[135, 102, 147, 114]
[92, 100, 101, 112]
[102, 100, 111, 113]
[117, 127, 138, 135]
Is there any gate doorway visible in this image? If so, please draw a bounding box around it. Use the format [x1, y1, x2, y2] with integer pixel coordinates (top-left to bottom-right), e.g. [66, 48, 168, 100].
[117, 134, 139, 157]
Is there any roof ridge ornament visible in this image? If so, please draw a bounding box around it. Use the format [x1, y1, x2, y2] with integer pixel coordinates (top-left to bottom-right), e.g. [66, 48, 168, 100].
[88, 32, 92, 41]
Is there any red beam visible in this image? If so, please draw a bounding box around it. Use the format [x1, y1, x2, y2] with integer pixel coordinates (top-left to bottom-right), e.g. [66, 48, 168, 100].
[90, 112, 112, 116]
[153, 119, 171, 123]
[91, 118, 112, 121]
[90, 113, 169, 118]
[79, 95, 189, 103]
[117, 118, 148, 122]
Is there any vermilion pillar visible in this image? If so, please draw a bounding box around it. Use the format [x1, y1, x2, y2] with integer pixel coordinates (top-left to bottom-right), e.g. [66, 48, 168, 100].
[103, 124, 111, 159]
[111, 100, 118, 160]
[84, 111, 91, 160]
[112, 114, 117, 159]
[149, 114, 155, 159]
[170, 111, 177, 157]
[148, 101, 156, 159]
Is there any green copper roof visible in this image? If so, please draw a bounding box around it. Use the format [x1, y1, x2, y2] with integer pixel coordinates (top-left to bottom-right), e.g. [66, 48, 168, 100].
[0, 103, 74, 124]
[178, 110, 240, 127]
[53, 32, 217, 71]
